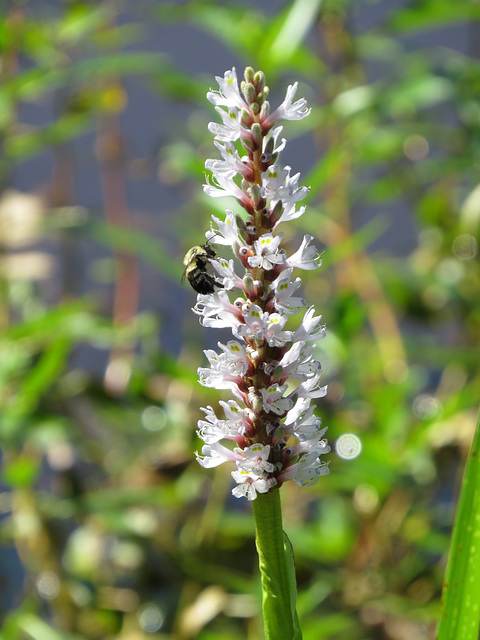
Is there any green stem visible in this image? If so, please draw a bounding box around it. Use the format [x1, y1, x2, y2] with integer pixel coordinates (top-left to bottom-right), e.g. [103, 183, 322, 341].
[252, 489, 301, 640]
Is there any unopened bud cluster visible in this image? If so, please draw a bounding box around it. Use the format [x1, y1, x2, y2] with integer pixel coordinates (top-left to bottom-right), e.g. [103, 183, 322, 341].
[194, 67, 330, 500]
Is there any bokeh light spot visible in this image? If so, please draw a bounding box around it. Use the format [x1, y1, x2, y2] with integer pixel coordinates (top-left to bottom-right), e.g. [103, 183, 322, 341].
[335, 434, 362, 460]
[403, 134, 429, 161]
[138, 603, 165, 633]
[436, 258, 465, 285]
[37, 571, 60, 600]
[354, 484, 379, 514]
[413, 394, 442, 420]
[453, 233, 478, 260]
[141, 406, 167, 431]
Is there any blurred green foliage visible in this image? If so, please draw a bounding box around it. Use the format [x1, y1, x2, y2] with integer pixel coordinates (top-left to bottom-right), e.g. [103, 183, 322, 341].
[0, 1, 479, 639]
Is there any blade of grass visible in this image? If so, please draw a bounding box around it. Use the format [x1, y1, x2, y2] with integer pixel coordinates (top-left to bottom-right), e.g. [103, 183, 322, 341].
[437, 410, 480, 640]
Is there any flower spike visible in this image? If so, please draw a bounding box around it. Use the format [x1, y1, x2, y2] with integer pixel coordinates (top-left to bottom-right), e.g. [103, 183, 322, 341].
[194, 67, 329, 500]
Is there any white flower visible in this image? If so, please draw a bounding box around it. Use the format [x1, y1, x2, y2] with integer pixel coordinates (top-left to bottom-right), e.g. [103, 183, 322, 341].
[278, 452, 329, 486]
[231, 468, 273, 500]
[279, 342, 320, 381]
[203, 171, 247, 203]
[262, 165, 309, 222]
[206, 210, 245, 247]
[286, 234, 321, 270]
[197, 406, 240, 444]
[219, 399, 250, 437]
[293, 367, 327, 400]
[294, 306, 326, 342]
[270, 268, 305, 314]
[287, 404, 327, 441]
[235, 303, 267, 342]
[248, 233, 286, 270]
[207, 68, 247, 111]
[291, 437, 330, 458]
[266, 82, 311, 125]
[261, 383, 293, 415]
[208, 108, 245, 142]
[265, 313, 292, 347]
[197, 341, 249, 398]
[206, 141, 251, 177]
[194, 290, 241, 330]
[235, 443, 276, 474]
[210, 257, 244, 291]
[262, 126, 286, 158]
[196, 442, 243, 468]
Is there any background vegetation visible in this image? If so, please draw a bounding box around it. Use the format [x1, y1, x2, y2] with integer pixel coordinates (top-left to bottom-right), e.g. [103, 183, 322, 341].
[1, 1, 479, 639]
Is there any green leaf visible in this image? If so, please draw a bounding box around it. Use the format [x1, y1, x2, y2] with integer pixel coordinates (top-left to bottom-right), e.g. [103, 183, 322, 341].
[4, 113, 92, 160]
[437, 411, 480, 640]
[6, 53, 166, 102]
[388, 0, 480, 33]
[88, 220, 181, 280]
[268, 0, 323, 65]
[154, 1, 263, 59]
[284, 531, 303, 640]
[1, 336, 70, 442]
[1, 456, 39, 488]
[16, 612, 84, 640]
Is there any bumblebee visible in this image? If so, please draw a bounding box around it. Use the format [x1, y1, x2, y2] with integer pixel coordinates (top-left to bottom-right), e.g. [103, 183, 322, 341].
[181, 244, 223, 294]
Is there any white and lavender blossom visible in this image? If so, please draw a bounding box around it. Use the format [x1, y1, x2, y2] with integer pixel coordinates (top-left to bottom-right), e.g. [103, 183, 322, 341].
[192, 67, 329, 500]
[248, 233, 286, 270]
[206, 210, 245, 247]
[286, 234, 321, 270]
[264, 81, 312, 126]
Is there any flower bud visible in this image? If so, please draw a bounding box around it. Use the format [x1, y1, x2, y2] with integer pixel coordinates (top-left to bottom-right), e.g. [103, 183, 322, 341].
[254, 71, 265, 94]
[241, 107, 253, 128]
[270, 200, 284, 225]
[263, 135, 275, 157]
[251, 123, 262, 147]
[234, 215, 250, 242]
[249, 184, 262, 208]
[260, 101, 270, 119]
[244, 66, 255, 83]
[241, 136, 255, 152]
[243, 82, 256, 104]
[243, 273, 255, 296]
[261, 208, 270, 227]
